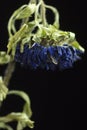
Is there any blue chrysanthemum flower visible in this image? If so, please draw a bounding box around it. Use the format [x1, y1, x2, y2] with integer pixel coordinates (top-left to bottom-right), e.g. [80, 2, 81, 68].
[15, 43, 84, 70]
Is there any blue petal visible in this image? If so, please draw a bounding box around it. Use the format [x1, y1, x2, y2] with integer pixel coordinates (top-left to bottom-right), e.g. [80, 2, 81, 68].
[39, 47, 48, 69]
[58, 46, 73, 70]
[57, 46, 63, 57]
[15, 43, 84, 70]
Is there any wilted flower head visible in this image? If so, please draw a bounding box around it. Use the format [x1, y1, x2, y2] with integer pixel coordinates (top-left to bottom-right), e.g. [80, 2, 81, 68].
[6, 0, 85, 71]
[15, 42, 84, 70]
[0, 0, 85, 130]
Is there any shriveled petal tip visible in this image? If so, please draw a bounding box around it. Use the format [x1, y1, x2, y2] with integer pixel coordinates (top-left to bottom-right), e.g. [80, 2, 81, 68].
[15, 43, 84, 70]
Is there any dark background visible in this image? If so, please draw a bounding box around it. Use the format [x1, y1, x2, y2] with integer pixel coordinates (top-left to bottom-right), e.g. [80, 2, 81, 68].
[0, 0, 87, 130]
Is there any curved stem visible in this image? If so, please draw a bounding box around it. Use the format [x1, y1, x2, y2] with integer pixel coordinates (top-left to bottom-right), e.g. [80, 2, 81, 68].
[35, 0, 47, 26]
[40, 0, 47, 26]
[35, 1, 41, 22]
[45, 4, 60, 28]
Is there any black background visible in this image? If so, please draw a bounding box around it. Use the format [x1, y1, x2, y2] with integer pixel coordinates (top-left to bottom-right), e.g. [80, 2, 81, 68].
[0, 0, 87, 130]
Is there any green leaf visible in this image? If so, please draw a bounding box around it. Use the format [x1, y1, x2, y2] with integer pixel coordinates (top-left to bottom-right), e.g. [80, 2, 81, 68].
[23, 103, 32, 118]
[16, 4, 36, 19]
[0, 122, 13, 130]
[0, 51, 11, 64]
[0, 76, 8, 102]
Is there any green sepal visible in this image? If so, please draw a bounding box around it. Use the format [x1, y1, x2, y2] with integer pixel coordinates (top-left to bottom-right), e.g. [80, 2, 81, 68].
[71, 40, 85, 52]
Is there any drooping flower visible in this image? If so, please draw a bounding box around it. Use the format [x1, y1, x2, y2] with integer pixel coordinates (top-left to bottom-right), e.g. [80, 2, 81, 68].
[6, 0, 84, 71]
[15, 43, 84, 70]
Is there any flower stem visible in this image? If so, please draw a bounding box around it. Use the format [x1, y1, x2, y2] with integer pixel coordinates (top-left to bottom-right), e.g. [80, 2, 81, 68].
[3, 62, 15, 87]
